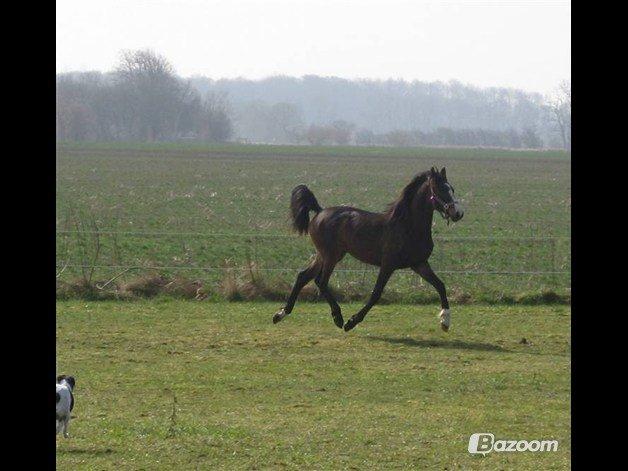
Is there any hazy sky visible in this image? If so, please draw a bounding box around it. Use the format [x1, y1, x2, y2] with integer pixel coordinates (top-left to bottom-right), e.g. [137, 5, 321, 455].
[56, 0, 570, 95]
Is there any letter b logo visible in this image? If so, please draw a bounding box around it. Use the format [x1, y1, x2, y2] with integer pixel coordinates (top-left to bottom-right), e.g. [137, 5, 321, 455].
[468, 433, 494, 455]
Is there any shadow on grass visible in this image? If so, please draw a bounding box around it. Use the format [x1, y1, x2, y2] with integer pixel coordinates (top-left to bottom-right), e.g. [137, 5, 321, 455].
[58, 447, 115, 456]
[367, 336, 508, 352]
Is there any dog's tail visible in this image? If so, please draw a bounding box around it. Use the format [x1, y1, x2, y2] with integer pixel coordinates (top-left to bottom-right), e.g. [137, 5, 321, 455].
[290, 185, 323, 235]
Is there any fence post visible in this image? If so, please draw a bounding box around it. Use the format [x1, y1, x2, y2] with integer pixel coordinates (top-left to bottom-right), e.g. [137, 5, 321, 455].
[551, 238, 557, 288]
[252, 235, 258, 267]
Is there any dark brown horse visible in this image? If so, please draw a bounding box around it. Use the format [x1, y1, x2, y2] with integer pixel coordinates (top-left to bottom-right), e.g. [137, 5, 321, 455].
[272, 167, 464, 332]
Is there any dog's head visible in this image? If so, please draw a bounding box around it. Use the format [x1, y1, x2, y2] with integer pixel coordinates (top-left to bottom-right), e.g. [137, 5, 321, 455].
[57, 375, 76, 391]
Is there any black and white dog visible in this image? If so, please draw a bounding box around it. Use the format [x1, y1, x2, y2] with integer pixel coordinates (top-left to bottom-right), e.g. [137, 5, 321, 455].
[56, 375, 75, 438]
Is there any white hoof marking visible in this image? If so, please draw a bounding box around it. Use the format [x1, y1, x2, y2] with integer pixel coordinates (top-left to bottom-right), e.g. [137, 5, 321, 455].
[273, 308, 288, 324]
[439, 308, 451, 332]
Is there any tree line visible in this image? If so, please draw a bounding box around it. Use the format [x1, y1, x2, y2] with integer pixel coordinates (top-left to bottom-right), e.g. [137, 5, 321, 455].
[301, 124, 544, 149]
[57, 50, 232, 142]
[57, 49, 570, 149]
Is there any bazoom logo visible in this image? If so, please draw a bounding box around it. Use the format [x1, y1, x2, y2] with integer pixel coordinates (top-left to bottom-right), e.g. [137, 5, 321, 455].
[468, 433, 558, 455]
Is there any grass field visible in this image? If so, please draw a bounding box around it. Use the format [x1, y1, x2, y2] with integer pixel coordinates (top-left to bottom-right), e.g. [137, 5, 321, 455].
[56, 300, 570, 469]
[56, 143, 571, 467]
[56, 142, 570, 303]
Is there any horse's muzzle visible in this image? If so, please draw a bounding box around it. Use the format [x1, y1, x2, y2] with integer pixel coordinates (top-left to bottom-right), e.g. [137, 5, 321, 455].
[451, 210, 464, 222]
[447, 202, 464, 222]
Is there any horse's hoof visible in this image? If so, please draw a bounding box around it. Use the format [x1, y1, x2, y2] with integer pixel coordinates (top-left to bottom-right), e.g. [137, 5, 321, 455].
[273, 308, 287, 324]
[332, 311, 344, 329]
[439, 308, 451, 332]
[344, 318, 357, 332]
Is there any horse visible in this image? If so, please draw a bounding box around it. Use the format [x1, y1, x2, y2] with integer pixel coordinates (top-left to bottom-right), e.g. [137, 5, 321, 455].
[272, 166, 464, 332]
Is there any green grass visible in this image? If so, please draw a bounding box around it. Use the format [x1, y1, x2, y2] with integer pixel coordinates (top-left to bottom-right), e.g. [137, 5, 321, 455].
[56, 300, 570, 469]
[56, 142, 570, 302]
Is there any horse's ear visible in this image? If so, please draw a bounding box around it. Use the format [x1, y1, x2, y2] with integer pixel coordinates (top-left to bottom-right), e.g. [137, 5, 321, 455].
[440, 167, 447, 179]
[430, 167, 437, 177]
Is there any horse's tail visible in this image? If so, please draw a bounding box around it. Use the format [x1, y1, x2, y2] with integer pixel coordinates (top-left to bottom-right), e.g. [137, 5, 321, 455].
[290, 185, 323, 235]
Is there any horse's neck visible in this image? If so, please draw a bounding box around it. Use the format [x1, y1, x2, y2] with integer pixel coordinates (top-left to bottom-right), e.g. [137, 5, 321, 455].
[411, 187, 435, 240]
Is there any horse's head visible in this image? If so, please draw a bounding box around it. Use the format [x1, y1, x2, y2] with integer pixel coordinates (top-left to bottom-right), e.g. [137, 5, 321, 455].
[428, 167, 464, 222]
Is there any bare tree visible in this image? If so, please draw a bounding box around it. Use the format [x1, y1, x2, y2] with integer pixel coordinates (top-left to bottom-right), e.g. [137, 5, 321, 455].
[547, 80, 571, 150]
[331, 120, 355, 145]
[521, 127, 543, 149]
[305, 124, 335, 145]
[114, 49, 185, 140]
[197, 92, 233, 142]
[271, 103, 304, 143]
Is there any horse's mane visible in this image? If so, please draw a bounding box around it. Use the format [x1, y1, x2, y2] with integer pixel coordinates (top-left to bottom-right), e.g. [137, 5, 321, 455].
[385, 171, 430, 224]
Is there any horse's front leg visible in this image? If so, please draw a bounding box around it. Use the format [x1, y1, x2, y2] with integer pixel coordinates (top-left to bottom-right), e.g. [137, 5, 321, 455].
[344, 266, 394, 331]
[412, 261, 451, 331]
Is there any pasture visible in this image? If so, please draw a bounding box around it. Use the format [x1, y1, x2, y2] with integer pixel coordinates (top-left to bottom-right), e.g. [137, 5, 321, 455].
[56, 143, 571, 468]
[56, 142, 570, 303]
[56, 300, 570, 469]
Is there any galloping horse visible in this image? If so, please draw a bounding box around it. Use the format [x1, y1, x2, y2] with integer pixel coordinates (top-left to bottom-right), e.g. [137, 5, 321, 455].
[273, 167, 464, 332]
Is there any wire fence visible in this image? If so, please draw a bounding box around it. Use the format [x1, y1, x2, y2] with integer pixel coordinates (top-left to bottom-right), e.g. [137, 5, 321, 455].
[56, 230, 570, 240]
[56, 231, 570, 276]
[56, 230, 570, 302]
[55, 264, 569, 275]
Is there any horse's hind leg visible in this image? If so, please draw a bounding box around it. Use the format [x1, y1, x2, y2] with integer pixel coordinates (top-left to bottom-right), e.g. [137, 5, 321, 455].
[273, 258, 321, 324]
[315, 260, 344, 328]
